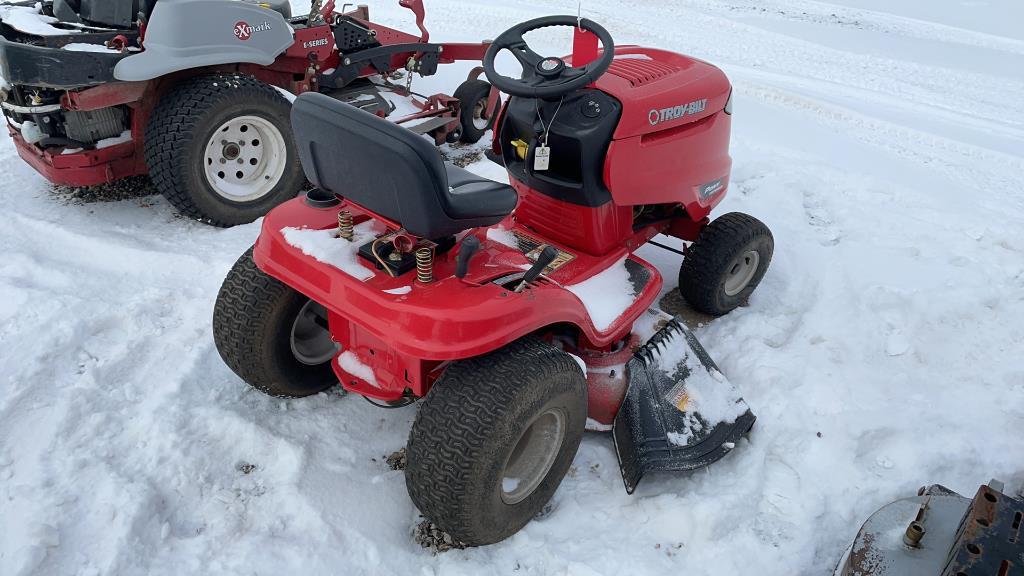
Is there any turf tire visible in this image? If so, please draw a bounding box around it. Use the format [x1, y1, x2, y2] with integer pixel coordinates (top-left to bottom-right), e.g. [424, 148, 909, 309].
[213, 249, 337, 398]
[679, 212, 774, 316]
[405, 338, 587, 546]
[145, 74, 304, 227]
[453, 79, 496, 144]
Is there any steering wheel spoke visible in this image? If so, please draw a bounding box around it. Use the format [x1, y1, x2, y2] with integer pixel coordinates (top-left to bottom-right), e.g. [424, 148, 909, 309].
[509, 42, 545, 70]
[483, 16, 615, 99]
[562, 67, 586, 79]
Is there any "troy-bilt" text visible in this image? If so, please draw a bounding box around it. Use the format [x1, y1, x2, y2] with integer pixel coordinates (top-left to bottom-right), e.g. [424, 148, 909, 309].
[648, 99, 708, 126]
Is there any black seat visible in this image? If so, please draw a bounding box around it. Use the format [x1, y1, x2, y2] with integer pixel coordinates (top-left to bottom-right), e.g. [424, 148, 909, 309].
[291, 93, 518, 239]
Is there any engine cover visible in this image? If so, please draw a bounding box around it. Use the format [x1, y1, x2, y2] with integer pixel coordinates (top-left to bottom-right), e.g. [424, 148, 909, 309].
[592, 47, 734, 218]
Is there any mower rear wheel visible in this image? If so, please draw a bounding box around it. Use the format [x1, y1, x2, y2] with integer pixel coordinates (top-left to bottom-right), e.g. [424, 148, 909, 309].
[453, 79, 496, 144]
[213, 249, 339, 398]
[679, 212, 774, 316]
[405, 338, 587, 546]
[145, 74, 305, 227]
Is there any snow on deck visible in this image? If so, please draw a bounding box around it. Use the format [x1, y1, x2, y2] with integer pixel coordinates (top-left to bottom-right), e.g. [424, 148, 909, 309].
[0, 5, 68, 36]
[281, 221, 377, 281]
[565, 258, 638, 332]
[337, 351, 378, 387]
[1, 0, 1024, 574]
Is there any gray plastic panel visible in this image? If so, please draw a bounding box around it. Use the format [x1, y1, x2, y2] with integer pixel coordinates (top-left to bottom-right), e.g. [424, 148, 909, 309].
[114, 0, 293, 82]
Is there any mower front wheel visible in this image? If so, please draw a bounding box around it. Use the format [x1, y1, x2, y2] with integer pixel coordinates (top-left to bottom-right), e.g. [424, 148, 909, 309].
[679, 212, 774, 316]
[213, 249, 339, 398]
[405, 338, 587, 546]
[453, 79, 497, 144]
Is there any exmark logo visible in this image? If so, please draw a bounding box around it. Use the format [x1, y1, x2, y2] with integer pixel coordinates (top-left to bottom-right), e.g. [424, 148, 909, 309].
[648, 99, 708, 126]
[234, 21, 272, 41]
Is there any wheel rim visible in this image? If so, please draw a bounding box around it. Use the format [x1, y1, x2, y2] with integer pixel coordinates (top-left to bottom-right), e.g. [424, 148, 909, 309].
[500, 408, 566, 505]
[471, 98, 490, 130]
[724, 250, 760, 297]
[289, 301, 338, 366]
[203, 115, 288, 202]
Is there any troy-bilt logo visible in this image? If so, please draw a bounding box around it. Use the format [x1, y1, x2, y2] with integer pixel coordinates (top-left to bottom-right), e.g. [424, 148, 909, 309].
[233, 21, 272, 41]
[648, 99, 708, 126]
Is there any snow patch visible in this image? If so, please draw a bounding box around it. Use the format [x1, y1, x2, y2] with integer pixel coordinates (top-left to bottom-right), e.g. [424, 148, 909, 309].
[565, 258, 637, 332]
[502, 477, 521, 492]
[567, 352, 587, 376]
[383, 286, 412, 295]
[486, 226, 519, 248]
[62, 42, 118, 53]
[281, 222, 377, 281]
[337, 351, 378, 387]
[95, 130, 132, 149]
[272, 86, 298, 103]
[654, 328, 749, 440]
[18, 121, 46, 145]
[585, 418, 613, 432]
[0, 5, 68, 36]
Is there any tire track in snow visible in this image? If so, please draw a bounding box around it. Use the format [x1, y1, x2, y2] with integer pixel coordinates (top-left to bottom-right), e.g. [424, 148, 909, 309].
[579, 0, 1024, 127]
[675, 0, 1024, 56]
[735, 79, 1024, 206]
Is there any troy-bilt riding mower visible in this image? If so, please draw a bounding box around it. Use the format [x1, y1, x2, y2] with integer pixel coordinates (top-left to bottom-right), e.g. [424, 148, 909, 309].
[0, 0, 500, 226]
[214, 16, 774, 545]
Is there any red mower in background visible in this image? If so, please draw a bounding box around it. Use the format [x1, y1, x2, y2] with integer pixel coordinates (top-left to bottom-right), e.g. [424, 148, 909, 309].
[214, 16, 775, 545]
[0, 0, 500, 226]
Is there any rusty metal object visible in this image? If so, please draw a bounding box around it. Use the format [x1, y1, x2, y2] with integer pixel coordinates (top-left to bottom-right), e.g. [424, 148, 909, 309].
[835, 482, 1024, 576]
[337, 209, 354, 241]
[904, 521, 926, 548]
[940, 484, 1024, 576]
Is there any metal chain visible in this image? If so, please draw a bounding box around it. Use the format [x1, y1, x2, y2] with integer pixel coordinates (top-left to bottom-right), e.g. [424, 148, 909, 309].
[405, 58, 416, 91]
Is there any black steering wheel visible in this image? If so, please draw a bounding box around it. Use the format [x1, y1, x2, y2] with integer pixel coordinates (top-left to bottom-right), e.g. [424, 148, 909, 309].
[483, 16, 615, 99]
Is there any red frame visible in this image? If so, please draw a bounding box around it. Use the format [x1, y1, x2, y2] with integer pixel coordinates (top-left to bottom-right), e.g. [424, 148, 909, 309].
[5, 2, 494, 186]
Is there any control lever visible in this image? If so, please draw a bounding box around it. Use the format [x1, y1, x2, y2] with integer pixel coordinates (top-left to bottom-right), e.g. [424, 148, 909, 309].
[515, 246, 558, 292]
[455, 236, 481, 280]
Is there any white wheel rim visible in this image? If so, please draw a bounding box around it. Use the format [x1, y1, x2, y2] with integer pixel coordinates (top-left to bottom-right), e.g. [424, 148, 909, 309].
[472, 98, 490, 130]
[203, 115, 288, 202]
[724, 250, 760, 297]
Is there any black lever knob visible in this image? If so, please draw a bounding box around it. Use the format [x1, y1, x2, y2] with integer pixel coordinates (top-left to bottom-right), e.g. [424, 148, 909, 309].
[516, 245, 558, 292]
[455, 235, 481, 279]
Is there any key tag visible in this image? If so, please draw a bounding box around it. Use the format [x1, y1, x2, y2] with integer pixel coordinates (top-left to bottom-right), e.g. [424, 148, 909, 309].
[534, 142, 551, 171]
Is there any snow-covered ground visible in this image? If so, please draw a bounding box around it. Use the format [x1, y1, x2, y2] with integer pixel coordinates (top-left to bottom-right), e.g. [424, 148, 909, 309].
[3, 0, 1024, 574]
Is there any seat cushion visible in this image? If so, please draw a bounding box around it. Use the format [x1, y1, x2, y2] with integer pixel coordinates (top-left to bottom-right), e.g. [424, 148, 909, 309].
[443, 164, 518, 219]
[291, 93, 517, 239]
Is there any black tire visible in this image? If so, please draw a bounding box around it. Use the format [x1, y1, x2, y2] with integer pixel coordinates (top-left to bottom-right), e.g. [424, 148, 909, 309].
[213, 248, 338, 398]
[453, 79, 496, 144]
[679, 212, 774, 316]
[145, 74, 305, 227]
[405, 339, 587, 546]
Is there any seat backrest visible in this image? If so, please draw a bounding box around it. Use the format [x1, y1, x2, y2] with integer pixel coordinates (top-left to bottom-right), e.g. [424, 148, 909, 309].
[291, 93, 454, 239]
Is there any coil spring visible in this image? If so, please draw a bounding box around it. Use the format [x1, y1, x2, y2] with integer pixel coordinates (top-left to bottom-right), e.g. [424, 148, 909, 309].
[337, 210, 353, 241]
[415, 247, 434, 283]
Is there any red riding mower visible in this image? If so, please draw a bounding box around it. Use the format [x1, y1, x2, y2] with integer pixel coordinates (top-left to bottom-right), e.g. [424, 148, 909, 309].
[0, 0, 500, 226]
[214, 16, 775, 545]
